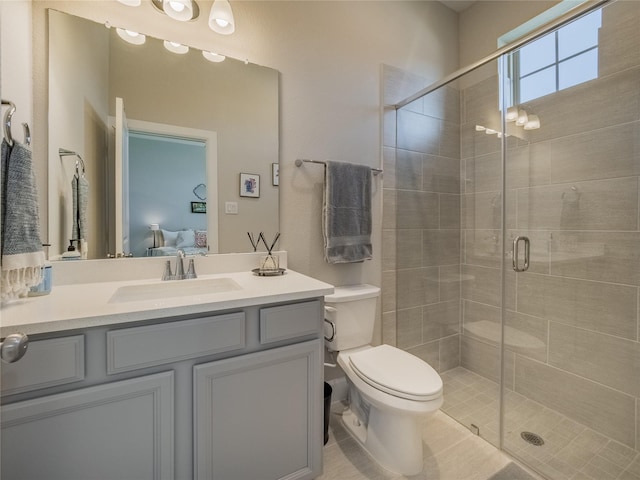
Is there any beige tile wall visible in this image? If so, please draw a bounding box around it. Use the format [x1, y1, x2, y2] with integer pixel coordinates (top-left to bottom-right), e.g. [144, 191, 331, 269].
[382, 64, 462, 373]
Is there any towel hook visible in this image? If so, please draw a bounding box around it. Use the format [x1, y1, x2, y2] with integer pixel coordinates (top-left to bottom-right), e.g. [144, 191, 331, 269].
[1, 99, 16, 147]
[22, 122, 31, 146]
[1, 99, 31, 147]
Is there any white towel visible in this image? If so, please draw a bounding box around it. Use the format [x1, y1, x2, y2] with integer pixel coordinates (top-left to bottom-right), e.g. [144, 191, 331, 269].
[1, 139, 46, 301]
[323, 160, 373, 264]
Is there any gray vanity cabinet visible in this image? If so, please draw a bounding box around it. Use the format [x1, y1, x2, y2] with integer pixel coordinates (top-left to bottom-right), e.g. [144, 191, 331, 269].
[0, 299, 324, 480]
[194, 339, 322, 480]
[1, 371, 175, 480]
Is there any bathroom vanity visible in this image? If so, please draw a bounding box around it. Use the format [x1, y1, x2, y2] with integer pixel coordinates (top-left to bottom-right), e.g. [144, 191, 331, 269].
[0, 256, 333, 480]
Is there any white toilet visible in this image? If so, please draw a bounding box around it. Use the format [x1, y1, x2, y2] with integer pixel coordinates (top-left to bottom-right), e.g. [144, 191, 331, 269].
[324, 284, 443, 476]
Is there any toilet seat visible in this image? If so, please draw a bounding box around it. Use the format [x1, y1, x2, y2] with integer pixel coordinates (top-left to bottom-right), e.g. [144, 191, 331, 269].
[348, 345, 443, 401]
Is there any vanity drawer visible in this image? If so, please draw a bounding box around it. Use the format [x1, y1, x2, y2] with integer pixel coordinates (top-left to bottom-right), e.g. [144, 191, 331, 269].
[107, 312, 245, 374]
[259, 300, 322, 345]
[1, 335, 85, 396]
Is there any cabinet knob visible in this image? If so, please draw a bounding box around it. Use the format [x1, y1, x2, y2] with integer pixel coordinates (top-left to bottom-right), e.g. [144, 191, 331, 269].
[0, 333, 29, 363]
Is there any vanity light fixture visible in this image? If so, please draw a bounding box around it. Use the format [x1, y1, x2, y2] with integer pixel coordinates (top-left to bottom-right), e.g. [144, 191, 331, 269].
[163, 0, 194, 21]
[523, 114, 541, 130]
[164, 40, 189, 54]
[505, 106, 518, 122]
[209, 0, 235, 35]
[116, 28, 146, 45]
[515, 109, 528, 126]
[151, 0, 200, 22]
[116, 0, 142, 6]
[476, 125, 509, 138]
[202, 51, 226, 63]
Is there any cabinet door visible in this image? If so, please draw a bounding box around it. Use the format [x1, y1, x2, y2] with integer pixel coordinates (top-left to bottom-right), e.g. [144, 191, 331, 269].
[1, 371, 174, 480]
[194, 340, 322, 480]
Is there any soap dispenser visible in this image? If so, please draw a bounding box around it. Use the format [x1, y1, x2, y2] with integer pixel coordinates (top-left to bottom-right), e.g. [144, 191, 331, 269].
[61, 240, 81, 260]
[29, 243, 52, 296]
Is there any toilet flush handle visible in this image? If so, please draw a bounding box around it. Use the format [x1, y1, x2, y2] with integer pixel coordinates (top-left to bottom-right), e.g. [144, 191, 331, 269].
[324, 305, 337, 342]
[324, 318, 336, 342]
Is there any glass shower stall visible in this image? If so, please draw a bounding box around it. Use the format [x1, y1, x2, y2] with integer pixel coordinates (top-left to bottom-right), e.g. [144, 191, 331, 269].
[384, 0, 640, 478]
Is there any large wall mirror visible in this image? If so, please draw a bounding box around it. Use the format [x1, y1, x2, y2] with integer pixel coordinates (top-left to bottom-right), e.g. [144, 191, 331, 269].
[48, 9, 279, 260]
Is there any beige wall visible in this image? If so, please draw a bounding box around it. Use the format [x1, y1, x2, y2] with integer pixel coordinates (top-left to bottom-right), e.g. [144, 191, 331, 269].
[0, 1, 33, 143]
[458, 0, 559, 67]
[48, 10, 110, 259]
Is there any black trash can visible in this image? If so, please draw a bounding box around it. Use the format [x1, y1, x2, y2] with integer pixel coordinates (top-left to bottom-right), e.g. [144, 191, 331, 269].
[323, 382, 333, 445]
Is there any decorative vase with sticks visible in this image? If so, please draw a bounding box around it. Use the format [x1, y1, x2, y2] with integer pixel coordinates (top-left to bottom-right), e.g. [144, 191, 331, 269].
[259, 232, 280, 273]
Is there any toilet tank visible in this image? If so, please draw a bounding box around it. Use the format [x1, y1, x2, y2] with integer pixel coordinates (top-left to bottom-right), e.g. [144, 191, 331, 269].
[324, 284, 381, 351]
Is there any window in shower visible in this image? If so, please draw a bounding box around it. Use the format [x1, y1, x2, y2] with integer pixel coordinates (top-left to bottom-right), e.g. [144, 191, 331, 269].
[510, 9, 601, 104]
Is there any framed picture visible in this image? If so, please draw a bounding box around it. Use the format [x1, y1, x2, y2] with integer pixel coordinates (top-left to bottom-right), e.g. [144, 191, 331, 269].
[272, 163, 279, 186]
[191, 201, 207, 213]
[239, 173, 260, 198]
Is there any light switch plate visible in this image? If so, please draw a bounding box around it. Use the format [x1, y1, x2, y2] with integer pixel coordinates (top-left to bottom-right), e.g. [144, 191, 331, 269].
[225, 202, 238, 214]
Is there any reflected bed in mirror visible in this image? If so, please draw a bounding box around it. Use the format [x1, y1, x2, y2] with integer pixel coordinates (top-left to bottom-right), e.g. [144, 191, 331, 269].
[48, 9, 279, 260]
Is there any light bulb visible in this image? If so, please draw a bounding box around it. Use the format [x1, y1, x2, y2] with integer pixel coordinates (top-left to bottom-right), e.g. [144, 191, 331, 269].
[506, 106, 518, 122]
[515, 109, 528, 126]
[209, 0, 235, 34]
[163, 0, 193, 21]
[169, 1, 185, 12]
[523, 114, 541, 130]
[202, 51, 226, 63]
[116, 28, 146, 45]
[163, 40, 189, 54]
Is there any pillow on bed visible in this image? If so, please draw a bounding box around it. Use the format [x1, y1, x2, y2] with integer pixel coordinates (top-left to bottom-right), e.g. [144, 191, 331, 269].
[176, 229, 196, 248]
[161, 229, 180, 247]
[195, 230, 207, 248]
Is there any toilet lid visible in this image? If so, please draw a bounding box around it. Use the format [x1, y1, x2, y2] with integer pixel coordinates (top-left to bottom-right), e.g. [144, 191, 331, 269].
[349, 345, 443, 401]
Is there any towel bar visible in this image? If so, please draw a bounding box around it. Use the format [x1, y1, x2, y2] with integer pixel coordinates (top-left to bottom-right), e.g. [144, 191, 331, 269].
[295, 158, 382, 175]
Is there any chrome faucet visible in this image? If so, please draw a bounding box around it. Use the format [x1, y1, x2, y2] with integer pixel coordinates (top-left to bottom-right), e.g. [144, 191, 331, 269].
[174, 249, 186, 280]
[161, 249, 198, 281]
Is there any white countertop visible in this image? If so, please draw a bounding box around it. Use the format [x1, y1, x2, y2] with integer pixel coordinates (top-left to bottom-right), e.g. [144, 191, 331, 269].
[1, 269, 334, 336]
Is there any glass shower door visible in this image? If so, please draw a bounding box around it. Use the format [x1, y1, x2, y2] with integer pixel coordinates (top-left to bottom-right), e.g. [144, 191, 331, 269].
[446, 59, 504, 449]
[500, 2, 640, 477]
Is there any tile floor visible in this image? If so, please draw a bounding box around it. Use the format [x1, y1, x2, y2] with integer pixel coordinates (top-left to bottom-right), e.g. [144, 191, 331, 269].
[440, 367, 640, 480]
[319, 401, 533, 480]
[320, 367, 640, 480]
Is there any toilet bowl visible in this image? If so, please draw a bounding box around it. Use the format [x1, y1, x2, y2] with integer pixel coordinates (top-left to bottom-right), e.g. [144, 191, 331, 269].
[325, 285, 443, 475]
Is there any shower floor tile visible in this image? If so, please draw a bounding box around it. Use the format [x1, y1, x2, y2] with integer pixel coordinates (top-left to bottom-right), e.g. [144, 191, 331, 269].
[440, 367, 640, 480]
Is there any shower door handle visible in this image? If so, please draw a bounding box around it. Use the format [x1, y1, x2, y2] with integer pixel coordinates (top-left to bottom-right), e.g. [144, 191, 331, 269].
[512, 236, 530, 272]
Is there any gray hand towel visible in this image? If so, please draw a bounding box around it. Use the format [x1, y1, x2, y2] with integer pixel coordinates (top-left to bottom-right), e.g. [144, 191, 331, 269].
[71, 173, 89, 243]
[1, 139, 46, 301]
[323, 160, 372, 264]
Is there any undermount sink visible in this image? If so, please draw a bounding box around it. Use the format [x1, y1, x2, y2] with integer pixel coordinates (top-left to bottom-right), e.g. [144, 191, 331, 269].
[108, 277, 242, 304]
